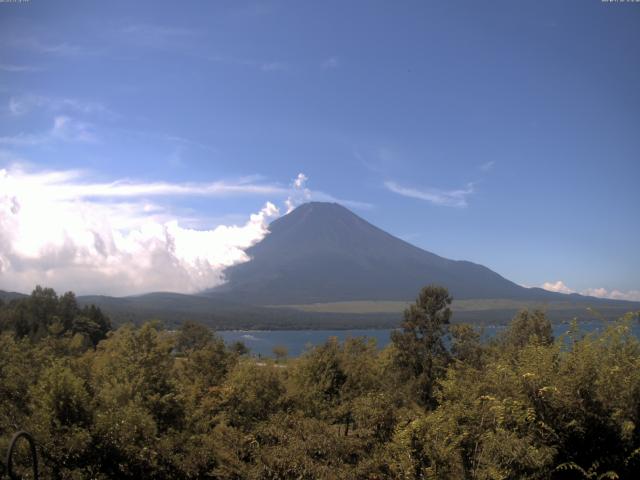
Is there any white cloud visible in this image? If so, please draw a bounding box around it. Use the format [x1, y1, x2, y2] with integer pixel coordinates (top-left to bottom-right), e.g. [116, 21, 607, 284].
[581, 287, 607, 298]
[0, 166, 374, 295]
[293, 172, 308, 189]
[541, 280, 640, 302]
[541, 280, 574, 294]
[385, 180, 474, 208]
[285, 173, 312, 213]
[0, 166, 281, 295]
[582, 288, 640, 302]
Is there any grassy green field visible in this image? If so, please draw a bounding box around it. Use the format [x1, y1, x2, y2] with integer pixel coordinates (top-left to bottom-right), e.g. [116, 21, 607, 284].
[275, 299, 595, 314]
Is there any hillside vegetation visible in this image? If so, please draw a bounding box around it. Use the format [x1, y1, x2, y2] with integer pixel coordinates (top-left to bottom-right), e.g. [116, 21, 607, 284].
[1, 286, 640, 479]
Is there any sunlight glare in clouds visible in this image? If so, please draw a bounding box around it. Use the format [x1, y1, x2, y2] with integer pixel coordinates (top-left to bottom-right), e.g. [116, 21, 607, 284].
[0, 166, 280, 295]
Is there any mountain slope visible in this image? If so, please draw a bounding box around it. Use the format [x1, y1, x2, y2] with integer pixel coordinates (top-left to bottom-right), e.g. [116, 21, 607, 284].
[0, 290, 27, 302]
[211, 202, 564, 304]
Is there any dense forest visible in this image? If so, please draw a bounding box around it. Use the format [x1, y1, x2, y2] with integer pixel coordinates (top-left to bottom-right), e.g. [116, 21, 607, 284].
[1, 285, 640, 479]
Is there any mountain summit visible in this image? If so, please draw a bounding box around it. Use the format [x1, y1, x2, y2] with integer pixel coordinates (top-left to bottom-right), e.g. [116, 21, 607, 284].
[212, 202, 558, 304]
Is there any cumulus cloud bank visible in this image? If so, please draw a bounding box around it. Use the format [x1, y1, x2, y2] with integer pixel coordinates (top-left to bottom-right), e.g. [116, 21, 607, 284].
[0, 166, 280, 296]
[542, 280, 640, 302]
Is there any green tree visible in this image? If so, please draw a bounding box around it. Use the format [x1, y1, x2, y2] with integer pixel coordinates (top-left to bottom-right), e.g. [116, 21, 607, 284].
[450, 323, 485, 369]
[57, 291, 79, 332]
[500, 309, 553, 348]
[0, 287, 110, 346]
[230, 340, 250, 356]
[76, 304, 111, 346]
[272, 344, 288, 362]
[175, 320, 213, 353]
[222, 361, 286, 430]
[28, 362, 93, 478]
[391, 285, 452, 407]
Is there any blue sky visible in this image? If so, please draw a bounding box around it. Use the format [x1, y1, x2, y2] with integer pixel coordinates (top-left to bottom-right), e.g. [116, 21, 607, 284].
[0, 0, 638, 298]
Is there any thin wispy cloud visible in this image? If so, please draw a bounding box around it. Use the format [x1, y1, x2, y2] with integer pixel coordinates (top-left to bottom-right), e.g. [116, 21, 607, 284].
[0, 132, 45, 148]
[50, 116, 97, 143]
[67, 179, 287, 199]
[321, 57, 339, 69]
[357, 146, 406, 175]
[0, 64, 42, 73]
[115, 129, 217, 157]
[0, 167, 286, 200]
[15, 37, 96, 56]
[285, 173, 373, 213]
[203, 53, 289, 73]
[167, 145, 186, 168]
[385, 180, 474, 208]
[0, 116, 98, 146]
[260, 61, 287, 72]
[228, 2, 275, 18]
[311, 192, 373, 210]
[113, 22, 286, 72]
[0, 166, 368, 207]
[163, 134, 217, 152]
[121, 23, 198, 48]
[33, 42, 84, 56]
[8, 94, 115, 118]
[110, 22, 289, 72]
[3, 165, 291, 200]
[480, 160, 495, 172]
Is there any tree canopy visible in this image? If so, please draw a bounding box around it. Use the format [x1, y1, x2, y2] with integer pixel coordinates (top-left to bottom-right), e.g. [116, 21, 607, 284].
[1, 286, 639, 479]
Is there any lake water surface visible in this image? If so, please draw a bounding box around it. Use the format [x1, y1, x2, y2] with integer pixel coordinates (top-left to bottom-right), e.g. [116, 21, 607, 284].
[219, 321, 640, 357]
